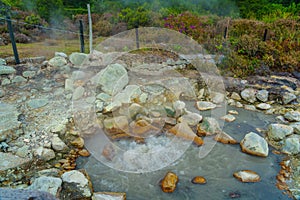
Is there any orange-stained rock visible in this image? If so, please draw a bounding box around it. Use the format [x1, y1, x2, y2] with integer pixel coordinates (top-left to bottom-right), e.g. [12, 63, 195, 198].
[71, 137, 85, 148]
[78, 149, 90, 157]
[214, 131, 238, 144]
[168, 122, 203, 146]
[233, 170, 261, 182]
[191, 176, 207, 184]
[129, 119, 160, 137]
[161, 172, 179, 193]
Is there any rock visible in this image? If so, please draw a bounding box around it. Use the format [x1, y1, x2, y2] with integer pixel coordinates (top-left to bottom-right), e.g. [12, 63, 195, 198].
[16, 145, 30, 158]
[233, 170, 261, 182]
[0, 78, 10, 85]
[268, 124, 294, 141]
[291, 123, 300, 134]
[35, 147, 55, 161]
[27, 98, 49, 109]
[96, 93, 111, 102]
[0, 152, 31, 171]
[92, 192, 126, 200]
[256, 103, 271, 110]
[51, 136, 68, 152]
[173, 100, 186, 117]
[191, 176, 207, 184]
[129, 119, 159, 137]
[240, 132, 269, 157]
[65, 79, 74, 92]
[61, 170, 92, 199]
[282, 137, 300, 155]
[95, 63, 128, 95]
[282, 92, 297, 104]
[0, 58, 6, 65]
[12, 75, 27, 83]
[241, 88, 257, 103]
[71, 137, 85, 148]
[0, 188, 57, 200]
[0, 65, 16, 75]
[284, 111, 300, 122]
[220, 114, 236, 122]
[28, 176, 62, 196]
[214, 131, 238, 144]
[103, 116, 129, 137]
[235, 101, 243, 108]
[230, 92, 241, 101]
[0, 103, 21, 141]
[69, 52, 88, 66]
[48, 56, 67, 67]
[211, 92, 225, 104]
[168, 122, 203, 146]
[197, 117, 221, 136]
[22, 71, 36, 78]
[228, 110, 238, 115]
[256, 89, 268, 102]
[0, 89, 5, 98]
[195, 101, 217, 111]
[72, 70, 87, 80]
[244, 105, 257, 111]
[78, 149, 90, 157]
[72, 86, 85, 100]
[160, 172, 178, 193]
[178, 112, 202, 126]
[55, 52, 68, 58]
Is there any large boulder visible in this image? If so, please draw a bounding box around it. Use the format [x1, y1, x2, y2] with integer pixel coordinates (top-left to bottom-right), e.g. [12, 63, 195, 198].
[69, 52, 88, 67]
[256, 89, 268, 102]
[267, 124, 294, 141]
[0, 103, 21, 141]
[241, 88, 257, 103]
[0, 65, 16, 75]
[240, 132, 269, 157]
[281, 137, 300, 155]
[284, 111, 300, 122]
[48, 56, 67, 68]
[28, 176, 62, 196]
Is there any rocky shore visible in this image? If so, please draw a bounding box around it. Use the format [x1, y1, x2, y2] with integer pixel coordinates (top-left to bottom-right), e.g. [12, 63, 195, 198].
[0, 50, 299, 199]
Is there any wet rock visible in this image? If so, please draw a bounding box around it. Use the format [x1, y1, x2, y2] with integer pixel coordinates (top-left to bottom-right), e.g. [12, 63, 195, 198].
[12, 75, 27, 83]
[48, 56, 67, 67]
[61, 170, 92, 199]
[195, 101, 216, 111]
[160, 172, 178, 193]
[51, 136, 68, 152]
[27, 98, 49, 109]
[103, 116, 129, 137]
[221, 114, 236, 122]
[230, 92, 241, 101]
[173, 100, 186, 117]
[284, 111, 300, 122]
[0, 103, 21, 141]
[241, 88, 257, 103]
[282, 137, 300, 155]
[69, 52, 88, 67]
[71, 137, 85, 149]
[72, 86, 85, 100]
[22, 71, 36, 78]
[240, 132, 269, 157]
[0, 65, 16, 75]
[94, 63, 128, 95]
[129, 119, 159, 137]
[197, 117, 221, 136]
[268, 124, 294, 141]
[282, 92, 297, 104]
[92, 192, 126, 200]
[211, 92, 225, 104]
[244, 105, 257, 111]
[168, 122, 203, 146]
[256, 89, 268, 102]
[28, 176, 62, 196]
[214, 131, 238, 144]
[191, 176, 207, 184]
[78, 149, 90, 157]
[102, 144, 116, 161]
[0, 152, 31, 171]
[228, 110, 238, 115]
[256, 103, 271, 110]
[35, 147, 55, 161]
[233, 170, 260, 182]
[178, 112, 202, 126]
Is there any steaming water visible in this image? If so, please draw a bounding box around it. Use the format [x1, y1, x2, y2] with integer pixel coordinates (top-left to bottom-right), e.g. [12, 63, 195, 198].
[77, 105, 291, 200]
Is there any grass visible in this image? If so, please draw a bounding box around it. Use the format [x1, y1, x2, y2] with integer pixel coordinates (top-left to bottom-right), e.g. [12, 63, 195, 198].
[0, 37, 106, 60]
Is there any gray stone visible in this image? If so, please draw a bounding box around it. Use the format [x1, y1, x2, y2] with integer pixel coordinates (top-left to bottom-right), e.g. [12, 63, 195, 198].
[55, 52, 68, 58]
[65, 79, 74, 91]
[0, 152, 31, 171]
[221, 114, 236, 122]
[284, 111, 300, 122]
[178, 112, 202, 126]
[195, 101, 216, 111]
[268, 124, 294, 141]
[51, 136, 68, 152]
[0, 103, 20, 141]
[282, 137, 300, 155]
[240, 132, 269, 157]
[22, 71, 36, 78]
[92, 192, 126, 200]
[0, 89, 5, 98]
[0, 58, 6, 65]
[35, 147, 55, 161]
[173, 100, 186, 117]
[96, 93, 111, 102]
[69, 52, 88, 66]
[241, 88, 257, 103]
[197, 117, 221, 135]
[290, 123, 300, 134]
[256, 89, 268, 102]
[230, 92, 241, 101]
[0, 65, 16, 75]
[73, 86, 85, 100]
[210, 92, 225, 104]
[72, 70, 86, 80]
[16, 145, 30, 158]
[12, 76, 27, 83]
[95, 100, 104, 112]
[94, 63, 129, 95]
[244, 105, 257, 111]
[61, 170, 92, 199]
[256, 103, 271, 110]
[1, 78, 10, 85]
[48, 56, 67, 67]
[282, 92, 297, 104]
[27, 98, 49, 109]
[0, 188, 57, 200]
[28, 176, 62, 196]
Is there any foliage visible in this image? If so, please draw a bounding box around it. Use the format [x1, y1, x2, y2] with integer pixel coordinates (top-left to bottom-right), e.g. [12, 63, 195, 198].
[119, 5, 150, 29]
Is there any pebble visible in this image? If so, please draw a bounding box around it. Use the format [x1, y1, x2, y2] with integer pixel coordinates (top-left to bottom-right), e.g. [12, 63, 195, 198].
[191, 176, 207, 184]
[160, 172, 178, 193]
[195, 101, 217, 111]
[233, 170, 261, 182]
[221, 114, 236, 122]
[71, 137, 85, 148]
[228, 110, 238, 115]
[256, 103, 271, 110]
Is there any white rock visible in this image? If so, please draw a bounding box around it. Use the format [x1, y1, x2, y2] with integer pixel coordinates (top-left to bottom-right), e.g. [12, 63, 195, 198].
[51, 136, 68, 152]
[240, 132, 269, 157]
[211, 92, 225, 104]
[48, 56, 67, 67]
[35, 147, 55, 161]
[221, 114, 236, 122]
[256, 103, 271, 110]
[230, 92, 241, 101]
[195, 101, 216, 111]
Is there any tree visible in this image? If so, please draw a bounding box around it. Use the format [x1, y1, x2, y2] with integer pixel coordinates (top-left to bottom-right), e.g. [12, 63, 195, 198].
[35, 0, 64, 25]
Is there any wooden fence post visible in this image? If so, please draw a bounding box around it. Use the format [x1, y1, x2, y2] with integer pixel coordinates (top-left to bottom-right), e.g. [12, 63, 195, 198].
[263, 29, 268, 42]
[79, 19, 85, 53]
[6, 15, 20, 64]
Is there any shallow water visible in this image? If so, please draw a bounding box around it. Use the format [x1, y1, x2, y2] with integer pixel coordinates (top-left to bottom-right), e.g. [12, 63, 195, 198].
[77, 106, 291, 200]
